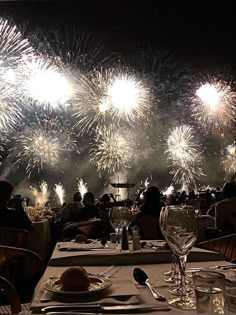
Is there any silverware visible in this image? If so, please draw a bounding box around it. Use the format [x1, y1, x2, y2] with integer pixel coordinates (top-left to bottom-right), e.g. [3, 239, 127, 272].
[58, 246, 110, 251]
[133, 268, 166, 301]
[186, 264, 236, 272]
[42, 304, 171, 313]
[98, 266, 120, 278]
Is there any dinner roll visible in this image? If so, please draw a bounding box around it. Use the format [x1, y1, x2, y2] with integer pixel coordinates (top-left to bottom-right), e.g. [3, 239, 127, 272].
[60, 266, 90, 291]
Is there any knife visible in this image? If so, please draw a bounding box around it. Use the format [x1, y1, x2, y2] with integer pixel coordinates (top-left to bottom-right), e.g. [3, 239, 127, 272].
[186, 264, 236, 272]
[42, 304, 171, 313]
[58, 247, 110, 251]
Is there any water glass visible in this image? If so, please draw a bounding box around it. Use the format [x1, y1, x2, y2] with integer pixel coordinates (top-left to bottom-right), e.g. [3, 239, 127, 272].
[192, 271, 226, 314]
[225, 288, 236, 314]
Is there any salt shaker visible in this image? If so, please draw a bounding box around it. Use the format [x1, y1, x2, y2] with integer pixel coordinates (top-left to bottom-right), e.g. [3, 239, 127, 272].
[132, 226, 141, 251]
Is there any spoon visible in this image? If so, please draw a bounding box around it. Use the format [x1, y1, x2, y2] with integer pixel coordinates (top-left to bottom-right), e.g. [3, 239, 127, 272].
[133, 267, 166, 301]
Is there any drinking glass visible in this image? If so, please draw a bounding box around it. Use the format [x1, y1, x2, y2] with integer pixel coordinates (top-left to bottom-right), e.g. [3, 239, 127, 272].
[159, 205, 197, 310]
[226, 288, 236, 314]
[192, 271, 226, 314]
[109, 207, 132, 247]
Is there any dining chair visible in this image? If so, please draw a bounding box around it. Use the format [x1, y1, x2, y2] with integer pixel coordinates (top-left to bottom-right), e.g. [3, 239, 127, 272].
[0, 245, 45, 302]
[0, 276, 31, 314]
[62, 218, 101, 240]
[0, 227, 29, 248]
[197, 234, 236, 262]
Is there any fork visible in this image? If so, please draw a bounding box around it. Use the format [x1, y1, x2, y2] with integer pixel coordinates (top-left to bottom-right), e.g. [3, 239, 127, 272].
[98, 266, 121, 278]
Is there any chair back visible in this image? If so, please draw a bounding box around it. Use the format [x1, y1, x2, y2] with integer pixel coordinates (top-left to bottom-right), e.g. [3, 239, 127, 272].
[0, 276, 21, 314]
[63, 218, 101, 240]
[0, 227, 29, 248]
[198, 234, 236, 261]
[0, 245, 45, 302]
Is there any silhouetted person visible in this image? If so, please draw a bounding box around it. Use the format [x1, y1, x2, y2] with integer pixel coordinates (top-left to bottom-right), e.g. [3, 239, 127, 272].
[0, 181, 32, 231]
[132, 186, 164, 239]
[73, 191, 83, 208]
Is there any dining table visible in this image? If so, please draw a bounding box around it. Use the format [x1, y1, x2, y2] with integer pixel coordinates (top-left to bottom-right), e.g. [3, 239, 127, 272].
[30, 240, 236, 314]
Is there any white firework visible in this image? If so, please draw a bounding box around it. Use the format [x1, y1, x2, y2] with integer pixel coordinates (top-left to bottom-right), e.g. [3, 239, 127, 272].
[77, 178, 88, 197]
[0, 17, 33, 66]
[170, 164, 205, 186]
[11, 113, 79, 176]
[166, 125, 204, 186]
[222, 142, 236, 174]
[72, 68, 152, 134]
[30, 181, 49, 207]
[192, 80, 236, 129]
[54, 183, 65, 206]
[166, 125, 201, 166]
[0, 82, 23, 131]
[21, 56, 74, 109]
[89, 126, 134, 174]
[0, 132, 9, 165]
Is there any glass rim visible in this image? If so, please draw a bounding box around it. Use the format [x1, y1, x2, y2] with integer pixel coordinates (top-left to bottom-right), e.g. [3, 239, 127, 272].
[192, 270, 225, 279]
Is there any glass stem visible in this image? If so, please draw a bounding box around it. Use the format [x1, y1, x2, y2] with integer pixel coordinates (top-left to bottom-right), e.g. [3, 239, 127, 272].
[178, 255, 189, 301]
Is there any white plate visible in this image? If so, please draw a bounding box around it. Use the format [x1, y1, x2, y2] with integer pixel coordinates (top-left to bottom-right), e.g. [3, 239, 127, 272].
[44, 274, 112, 296]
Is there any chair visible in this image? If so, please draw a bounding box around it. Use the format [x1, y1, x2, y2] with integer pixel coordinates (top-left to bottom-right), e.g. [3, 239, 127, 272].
[0, 228, 29, 248]
[0, 245, 45, 302]
[197, 234, 236, 262]
[62, 218, 101, 240]
[0, 276, 31, 314]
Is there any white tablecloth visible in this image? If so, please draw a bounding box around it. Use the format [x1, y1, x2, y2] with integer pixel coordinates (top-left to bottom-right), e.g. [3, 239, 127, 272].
[31, 260, 234, 314]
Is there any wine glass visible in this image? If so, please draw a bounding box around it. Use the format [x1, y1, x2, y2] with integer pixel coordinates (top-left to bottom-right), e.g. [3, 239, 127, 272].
[159, 205, 197, 310]
[109, 207, 132, 246]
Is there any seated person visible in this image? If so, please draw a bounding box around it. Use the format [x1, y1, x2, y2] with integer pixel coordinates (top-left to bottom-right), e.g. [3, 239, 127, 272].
[70, 192, 98, 221]
[132, 186, 164, 240]
[61, 191, 84, 222]
[63, 192, 99, 239]
[0, 181, 33, 231]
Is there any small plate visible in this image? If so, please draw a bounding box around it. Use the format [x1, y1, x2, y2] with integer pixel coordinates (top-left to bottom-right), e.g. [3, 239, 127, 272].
[44, 274, 112, 296]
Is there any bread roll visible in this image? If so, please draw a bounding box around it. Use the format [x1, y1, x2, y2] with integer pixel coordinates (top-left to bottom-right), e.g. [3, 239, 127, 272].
[60, 266, 90, 291]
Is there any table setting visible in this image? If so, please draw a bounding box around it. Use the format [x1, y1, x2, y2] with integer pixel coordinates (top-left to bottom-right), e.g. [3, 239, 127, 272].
[30, 205, 236, 314]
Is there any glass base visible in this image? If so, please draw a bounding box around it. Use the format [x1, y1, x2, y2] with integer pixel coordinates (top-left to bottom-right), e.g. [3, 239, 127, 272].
[163, 270, 172, 276]
[168, 296, 196, 310]
[169, 285, 193, 296]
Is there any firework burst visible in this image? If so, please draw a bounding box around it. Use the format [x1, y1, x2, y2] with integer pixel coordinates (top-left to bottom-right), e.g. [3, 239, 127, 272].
[10, 112, 79, 176]
[0, 82, 23, 131]
[170, 164, 205, 186]
[0, 17, 33, 66]
[89, 126, 134, 174]
[20, 56, 74, 109]
[0, 132, 9, 165]
[191, 80, 236, 129]
[166, 125, 202, 166]
[166, 125, 204, 186]
[72, 68, 153, 134]
[222, 142, 236, 174]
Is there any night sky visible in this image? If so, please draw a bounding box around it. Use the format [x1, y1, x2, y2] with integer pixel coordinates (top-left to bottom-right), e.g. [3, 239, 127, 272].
[1, 0, 236, 70]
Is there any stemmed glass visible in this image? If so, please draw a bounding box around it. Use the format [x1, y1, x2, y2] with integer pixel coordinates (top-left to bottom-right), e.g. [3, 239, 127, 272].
[109, 207, 132, 247]
[159, 205, 197, 310]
